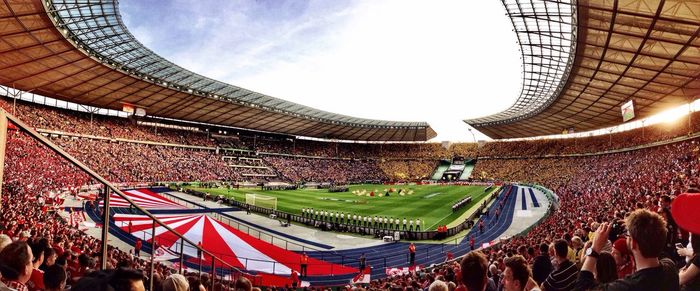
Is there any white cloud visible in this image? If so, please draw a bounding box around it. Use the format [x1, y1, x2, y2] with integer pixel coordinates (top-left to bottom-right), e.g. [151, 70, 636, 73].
[121, 0, 521, 141]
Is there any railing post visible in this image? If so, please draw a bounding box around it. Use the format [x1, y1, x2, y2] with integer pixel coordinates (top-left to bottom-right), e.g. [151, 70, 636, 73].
[179, 238, 184, 274]
[199, 252, 203, 281]
[211, 259, 216, 288]
[149, 221, 156, 291]
[100, 187, 110, 270]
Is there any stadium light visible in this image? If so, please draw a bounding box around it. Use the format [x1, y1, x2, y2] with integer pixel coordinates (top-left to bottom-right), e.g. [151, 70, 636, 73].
[467, 128, 476, 143]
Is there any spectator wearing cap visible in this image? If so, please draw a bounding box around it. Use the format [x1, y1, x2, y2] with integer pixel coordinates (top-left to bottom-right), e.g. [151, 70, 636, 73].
[611, 238, 634, 279]
[541, 239, 578, 291]
[576, 209, 679, 291]
[0, 242, 34, 291]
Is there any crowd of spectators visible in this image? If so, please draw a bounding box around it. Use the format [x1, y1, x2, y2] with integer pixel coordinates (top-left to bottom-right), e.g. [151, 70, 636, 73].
[5, 97, 700, 290]
[377, 160, 436, 181]
[0, 129, 243, 291]
[462, 138, 700, 290]
[224, 157, 279, 178]
[52, 137, 246, 183]
[6, 96, 700, 163]
[478, 111, 700, 157]
[0, 97, 215, 147]
[264, 156, 386, 183]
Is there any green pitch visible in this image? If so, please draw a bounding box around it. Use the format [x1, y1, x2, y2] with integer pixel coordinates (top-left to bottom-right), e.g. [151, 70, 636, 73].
[187, 184, 492, 231]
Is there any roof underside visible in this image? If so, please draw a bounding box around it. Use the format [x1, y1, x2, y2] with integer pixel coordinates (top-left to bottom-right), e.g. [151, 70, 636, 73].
[0, 0, 436, 141]
[467, 0, 700, 139]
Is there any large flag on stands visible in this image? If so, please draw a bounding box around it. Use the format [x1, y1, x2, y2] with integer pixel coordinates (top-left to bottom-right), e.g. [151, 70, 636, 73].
[385, 265, 421, 277]
[350, 266, 371, 284]
[100, 188, 185, 209]
[113, 213, 357, 276]
[154, 246, 180, 261]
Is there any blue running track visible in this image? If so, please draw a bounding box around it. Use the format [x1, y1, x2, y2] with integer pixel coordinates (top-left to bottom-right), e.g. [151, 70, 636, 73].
[529, 188, 540, 208]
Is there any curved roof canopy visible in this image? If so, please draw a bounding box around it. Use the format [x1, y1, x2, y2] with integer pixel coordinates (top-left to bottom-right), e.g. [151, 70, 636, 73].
[0, 0, 436, 141]
[467, 0, 700, 139]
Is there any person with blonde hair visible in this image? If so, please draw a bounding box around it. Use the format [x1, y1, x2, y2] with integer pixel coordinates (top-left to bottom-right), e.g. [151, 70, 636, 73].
[429, 280, 449, 291]
[162, 274, 189, 291]
[0, 234, 11, 252]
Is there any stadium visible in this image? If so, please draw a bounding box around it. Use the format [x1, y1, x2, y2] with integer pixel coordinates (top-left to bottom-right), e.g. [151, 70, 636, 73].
[0, 0, 699, 290]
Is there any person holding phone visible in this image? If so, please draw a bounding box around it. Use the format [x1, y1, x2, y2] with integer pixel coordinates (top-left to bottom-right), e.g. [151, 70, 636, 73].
[680, 233, 700, 290]
[677, 239, 693, 264]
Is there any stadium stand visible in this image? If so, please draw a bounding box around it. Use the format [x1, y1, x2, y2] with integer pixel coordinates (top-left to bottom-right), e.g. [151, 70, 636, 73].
[3, 96, 700, 289]
[2, 0, 700, 289]
[0, 129, 238, 290]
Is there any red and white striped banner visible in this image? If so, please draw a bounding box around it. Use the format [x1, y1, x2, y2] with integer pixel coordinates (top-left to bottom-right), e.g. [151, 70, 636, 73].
[385, 265, 421, 277]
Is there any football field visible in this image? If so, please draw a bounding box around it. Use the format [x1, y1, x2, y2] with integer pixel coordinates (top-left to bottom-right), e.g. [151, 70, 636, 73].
[186, 184, 494, 231]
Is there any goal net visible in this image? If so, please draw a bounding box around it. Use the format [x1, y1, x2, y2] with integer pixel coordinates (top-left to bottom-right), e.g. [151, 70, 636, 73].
[245, 193, 277, 210]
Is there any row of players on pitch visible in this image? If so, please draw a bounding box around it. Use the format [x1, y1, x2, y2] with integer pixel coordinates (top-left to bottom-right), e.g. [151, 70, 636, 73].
[300, 208, 422, 231]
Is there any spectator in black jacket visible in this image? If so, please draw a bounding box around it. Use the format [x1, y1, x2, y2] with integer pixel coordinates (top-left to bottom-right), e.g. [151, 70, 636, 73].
[532, 243, 554, 285]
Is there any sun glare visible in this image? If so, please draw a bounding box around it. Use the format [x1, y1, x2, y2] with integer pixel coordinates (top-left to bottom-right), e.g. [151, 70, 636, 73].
[648, 106, 688, 125]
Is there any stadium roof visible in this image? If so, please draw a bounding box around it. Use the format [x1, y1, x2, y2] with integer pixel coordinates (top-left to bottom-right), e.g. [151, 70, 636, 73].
[466, 0, 700, 139]
[0, 0, 436, 141]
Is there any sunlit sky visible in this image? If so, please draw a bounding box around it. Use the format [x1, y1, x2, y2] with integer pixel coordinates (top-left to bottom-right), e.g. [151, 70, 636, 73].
[120, 0, 522, 142]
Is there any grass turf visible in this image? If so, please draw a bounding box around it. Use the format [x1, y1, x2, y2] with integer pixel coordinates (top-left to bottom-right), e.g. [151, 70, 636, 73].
[186, 184, 490, 231]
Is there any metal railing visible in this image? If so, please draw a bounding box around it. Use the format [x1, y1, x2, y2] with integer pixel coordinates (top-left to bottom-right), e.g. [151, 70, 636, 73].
[1, 109, 250, 289]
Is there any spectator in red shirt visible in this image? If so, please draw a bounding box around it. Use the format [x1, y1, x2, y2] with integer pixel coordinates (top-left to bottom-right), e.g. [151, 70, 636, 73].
[134, 239, 142, 257]
[290, 270, 300, 289]
[27, 243, 46, 291]
[612, 238, 635, 279]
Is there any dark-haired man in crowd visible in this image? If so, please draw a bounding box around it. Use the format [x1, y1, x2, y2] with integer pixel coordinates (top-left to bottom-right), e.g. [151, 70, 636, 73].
[542, 239, 578, 291]
[43, 265, 66, 291]
[460, 251, 489, 291]
[576, 209, 679, 290]
[532, 243, 553, 285]
[72, 268, 145, 291]
[503, 255, 540, 291]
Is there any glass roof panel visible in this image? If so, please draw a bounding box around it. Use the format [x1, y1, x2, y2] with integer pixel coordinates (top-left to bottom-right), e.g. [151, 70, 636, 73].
[465, 0, 577, 127]
[47, 0, 428, 128]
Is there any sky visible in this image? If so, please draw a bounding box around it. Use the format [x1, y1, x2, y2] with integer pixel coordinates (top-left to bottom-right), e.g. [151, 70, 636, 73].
[120, 0, 522, 142]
